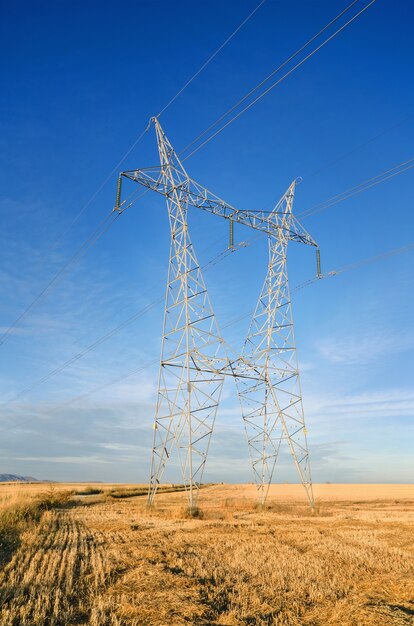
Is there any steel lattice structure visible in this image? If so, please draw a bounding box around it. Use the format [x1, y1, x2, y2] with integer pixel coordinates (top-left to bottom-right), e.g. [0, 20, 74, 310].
[116, 118, 319, 510]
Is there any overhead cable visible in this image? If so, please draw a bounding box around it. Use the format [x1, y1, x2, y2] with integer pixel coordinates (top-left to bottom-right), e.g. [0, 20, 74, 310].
[4, 238, 413, 434]
[0, 185, 150, 349]
[0, 358, 159, 435]
[0, 211, 118, 347]
[1, 1, 267, 347]
[2, 243, 245, 406]
[181, 0, 377, 161]
[327, 241, 414, 277]
[53, 124, 152, 244]
[299, 156, 414, 218]
[56, 0, 267, 241]
[7, 147, 410, 390]
[179, 0, 360, 158]
[157, 0, 268, 117]
[2, 297, 165, 406]
[307, 113, 414, 179]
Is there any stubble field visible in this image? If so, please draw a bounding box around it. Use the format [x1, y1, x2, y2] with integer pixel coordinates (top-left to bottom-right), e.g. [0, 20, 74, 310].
[0, 483, 413, 625]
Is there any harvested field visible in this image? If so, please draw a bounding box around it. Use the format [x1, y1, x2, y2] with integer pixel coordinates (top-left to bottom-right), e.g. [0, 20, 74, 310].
[0, 483, 413, 625]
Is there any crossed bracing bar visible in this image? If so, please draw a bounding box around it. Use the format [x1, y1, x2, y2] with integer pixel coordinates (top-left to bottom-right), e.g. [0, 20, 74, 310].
[116, 118, 319, 510]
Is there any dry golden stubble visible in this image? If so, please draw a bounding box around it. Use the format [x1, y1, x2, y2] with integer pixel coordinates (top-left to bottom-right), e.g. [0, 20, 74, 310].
[0, 483, 413, 625]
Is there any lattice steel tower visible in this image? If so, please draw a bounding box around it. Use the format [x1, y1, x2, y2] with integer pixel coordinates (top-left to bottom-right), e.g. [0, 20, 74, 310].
[116, 118, 320, 510]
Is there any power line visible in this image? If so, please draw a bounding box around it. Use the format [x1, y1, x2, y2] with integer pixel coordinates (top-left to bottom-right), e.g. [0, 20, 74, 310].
[29, 140, 403, 374]
[4, 238, 413, 435]
[1, 2, 266, 347]
[260, 113, 414, 212]
[72, 0, 375, 225]
[0, 211, 118, 347]
[0, 243, 249, 433]
[45, 357, 159, 417]
[0, 357, 160, 435]
[3, 0, 378, 350]
[180, 0, 376, 161]
[5, 152, 411, 410]
[226, 240, 414, 325]
[53, 124, 152, 244]
[0, 1, 399, 443]
[4, 0, 376, 350]
[2, 242, 245, 408]
[0, 185, 151, 349]
[327, 241, 414, 277]
[157, 0, 268, 117]
[55, 1, 266, 242]
[2, 297, 165, 406]
[299, 157, 414, 218]
[179, 0, 360, 158]
[306, 112, 414, 180]
[52, 0, 367, 251]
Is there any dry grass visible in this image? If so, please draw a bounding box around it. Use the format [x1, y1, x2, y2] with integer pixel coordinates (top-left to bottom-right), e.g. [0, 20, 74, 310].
[0, 483, 413, 625]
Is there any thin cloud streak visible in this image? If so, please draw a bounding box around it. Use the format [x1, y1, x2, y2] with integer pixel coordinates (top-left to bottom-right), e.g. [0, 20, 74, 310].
[317, 328, 414, 366]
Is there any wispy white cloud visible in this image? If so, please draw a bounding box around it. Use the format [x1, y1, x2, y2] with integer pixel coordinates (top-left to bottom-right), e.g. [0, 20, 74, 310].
[306, 388, 414, 421]
[330, 389, 414, 417]
[97, 442, 140, 452]
[8, 455, 114, 465]
[316, 328, 414, 365]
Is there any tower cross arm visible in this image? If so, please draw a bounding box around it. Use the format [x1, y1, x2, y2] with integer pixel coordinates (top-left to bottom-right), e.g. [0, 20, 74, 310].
[286, 215, 318, 248]
[121, 167, 317, 246]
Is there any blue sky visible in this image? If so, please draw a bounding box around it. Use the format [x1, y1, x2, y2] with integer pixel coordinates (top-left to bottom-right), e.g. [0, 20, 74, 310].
[0, 0, 413, 484]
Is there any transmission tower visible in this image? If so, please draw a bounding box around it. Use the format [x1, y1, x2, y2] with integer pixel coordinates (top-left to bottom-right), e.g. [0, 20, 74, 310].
[115, 118, 319, 509]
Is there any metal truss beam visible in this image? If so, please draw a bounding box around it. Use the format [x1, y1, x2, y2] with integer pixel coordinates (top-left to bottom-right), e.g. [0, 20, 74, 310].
[120, 125, 317, 247]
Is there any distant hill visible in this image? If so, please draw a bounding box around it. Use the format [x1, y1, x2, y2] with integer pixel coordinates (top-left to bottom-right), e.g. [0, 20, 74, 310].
[0, 473, 42, 483]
